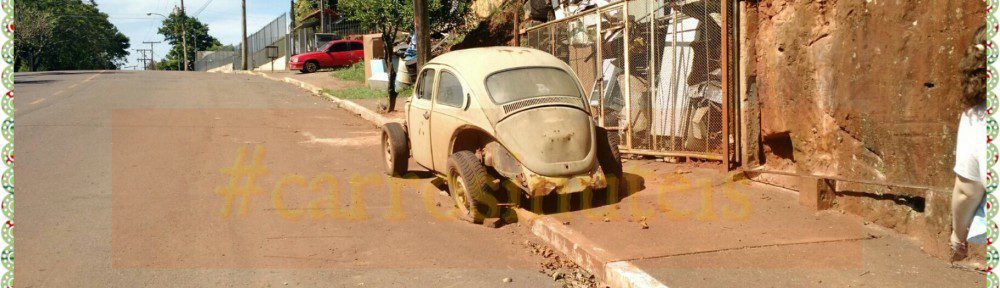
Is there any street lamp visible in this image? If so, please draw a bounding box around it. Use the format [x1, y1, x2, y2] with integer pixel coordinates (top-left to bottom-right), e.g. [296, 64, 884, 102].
[147, 12, 182, 71]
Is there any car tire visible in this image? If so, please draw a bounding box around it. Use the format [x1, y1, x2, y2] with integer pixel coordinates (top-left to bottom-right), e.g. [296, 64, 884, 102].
[303, 61, 319, 73]
[381, 122, 409, 176]
[447, 150, 500, 223]
[596, 126, 625, 194]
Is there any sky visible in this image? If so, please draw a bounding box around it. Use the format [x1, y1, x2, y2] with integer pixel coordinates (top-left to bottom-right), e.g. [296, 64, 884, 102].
[93, 0, 292, 69]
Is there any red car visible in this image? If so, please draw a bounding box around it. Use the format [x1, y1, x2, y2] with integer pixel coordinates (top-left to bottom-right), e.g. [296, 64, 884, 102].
[289, 40, 364, 73]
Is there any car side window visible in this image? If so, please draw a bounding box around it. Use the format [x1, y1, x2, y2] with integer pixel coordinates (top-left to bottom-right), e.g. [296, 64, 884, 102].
[328, 42, 349, 52]
[349, 42, 364, 51]
[436, 71, 464, 108]
[417, 69, 435, 101]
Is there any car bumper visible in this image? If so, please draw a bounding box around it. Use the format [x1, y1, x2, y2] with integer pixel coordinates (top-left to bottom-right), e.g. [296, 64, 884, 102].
[518, 164, 607, 197]
[289, 62, 304, 70]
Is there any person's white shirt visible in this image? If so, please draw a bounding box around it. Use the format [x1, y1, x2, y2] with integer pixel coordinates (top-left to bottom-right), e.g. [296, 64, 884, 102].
[954, 104, 988, 244]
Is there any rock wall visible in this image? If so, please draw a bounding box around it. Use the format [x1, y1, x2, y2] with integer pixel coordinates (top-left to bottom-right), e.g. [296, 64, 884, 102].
[746, 0, 986, 258]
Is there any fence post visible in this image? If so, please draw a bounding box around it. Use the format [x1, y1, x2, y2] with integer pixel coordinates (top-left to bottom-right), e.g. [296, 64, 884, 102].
[721, 0, 731, 171]
[623, 1, 632, 152]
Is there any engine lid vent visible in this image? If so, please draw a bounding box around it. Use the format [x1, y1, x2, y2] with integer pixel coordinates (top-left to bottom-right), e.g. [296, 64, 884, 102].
[502, 96, 584, 114]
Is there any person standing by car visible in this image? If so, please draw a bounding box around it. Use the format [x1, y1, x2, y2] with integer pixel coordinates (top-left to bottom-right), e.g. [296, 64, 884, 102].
[950, 25, 988, 261]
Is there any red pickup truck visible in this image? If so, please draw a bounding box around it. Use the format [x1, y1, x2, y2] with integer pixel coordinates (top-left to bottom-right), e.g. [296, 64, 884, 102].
[289, 40, 364, 73]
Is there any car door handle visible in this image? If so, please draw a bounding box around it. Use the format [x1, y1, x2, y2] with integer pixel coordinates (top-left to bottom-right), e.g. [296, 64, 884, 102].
[423, 111, 431, 119]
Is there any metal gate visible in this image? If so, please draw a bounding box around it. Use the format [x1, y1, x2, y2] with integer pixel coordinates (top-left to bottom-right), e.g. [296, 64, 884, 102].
[520, 0, 738, 167]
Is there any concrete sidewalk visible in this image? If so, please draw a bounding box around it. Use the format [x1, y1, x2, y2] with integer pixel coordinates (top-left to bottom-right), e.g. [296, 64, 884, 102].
[253, 70, 408, 121]
[533, 160, 985, 287]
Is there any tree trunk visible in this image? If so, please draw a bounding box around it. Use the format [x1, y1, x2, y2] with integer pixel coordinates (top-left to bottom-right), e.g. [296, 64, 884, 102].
[13, 55, 20, 73]
[27, 52, 37, 72]
[383, 33, 398, 112]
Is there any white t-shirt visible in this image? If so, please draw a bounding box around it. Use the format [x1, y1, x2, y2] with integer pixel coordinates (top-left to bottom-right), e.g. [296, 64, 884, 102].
[953, 105, 988, 244]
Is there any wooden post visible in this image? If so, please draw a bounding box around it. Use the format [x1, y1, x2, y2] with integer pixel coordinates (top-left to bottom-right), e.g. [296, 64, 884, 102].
[721, 0, 731, 171]
[414, 0, 431, 70]
[181, 0, 189, 71]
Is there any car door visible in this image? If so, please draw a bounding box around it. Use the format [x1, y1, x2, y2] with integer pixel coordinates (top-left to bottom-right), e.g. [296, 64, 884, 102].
[346, 42, 364, 65]
[325, 42, 351, 67]
[429, 69, 468, 170]
[408, 68, 436, 170]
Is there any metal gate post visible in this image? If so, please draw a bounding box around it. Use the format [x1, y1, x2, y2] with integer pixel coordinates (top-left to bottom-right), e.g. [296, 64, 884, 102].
[721, 0, 731, 171]
[597, 10, 605, 128]
[623, 1, 632, 151]
[649, 0, 657, 151]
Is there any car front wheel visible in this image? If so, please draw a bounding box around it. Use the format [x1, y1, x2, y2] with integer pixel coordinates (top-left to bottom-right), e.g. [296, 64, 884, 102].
[302, 61, 319, 73]
[447, 151, 500, 223]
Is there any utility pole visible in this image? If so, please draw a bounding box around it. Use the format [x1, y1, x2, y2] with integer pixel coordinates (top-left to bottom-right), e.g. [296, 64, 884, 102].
[135, 49, 151, 70]
[319, 0, 326, 33]
[180, 0, 189, 71]
[142, 41, 161, 70]
[241, 0, 248, 70]
[413, 0, 429, 69]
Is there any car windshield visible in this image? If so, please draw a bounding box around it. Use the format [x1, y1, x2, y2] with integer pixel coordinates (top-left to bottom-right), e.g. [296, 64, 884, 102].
[320, 42, 333, 52]
[485, 67, 582, 104]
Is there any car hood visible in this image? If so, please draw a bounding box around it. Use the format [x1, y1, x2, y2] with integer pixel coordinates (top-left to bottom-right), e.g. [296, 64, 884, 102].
[292, 52, 325, 60]
[494, 106, 596, 177]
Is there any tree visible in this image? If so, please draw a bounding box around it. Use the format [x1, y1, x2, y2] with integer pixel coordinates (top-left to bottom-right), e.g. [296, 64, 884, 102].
[340, 0, 467, 112]
[14, 0, 131, 71]
[156, 11, 222, 71]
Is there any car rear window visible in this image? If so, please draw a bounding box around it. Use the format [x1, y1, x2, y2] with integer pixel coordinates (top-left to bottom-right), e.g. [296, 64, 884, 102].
[485, 68, 582, 104]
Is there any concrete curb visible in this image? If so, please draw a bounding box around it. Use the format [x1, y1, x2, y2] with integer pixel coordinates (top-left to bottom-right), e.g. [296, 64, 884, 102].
[514, 209, 668, 288]
[228, 70, 403, 128]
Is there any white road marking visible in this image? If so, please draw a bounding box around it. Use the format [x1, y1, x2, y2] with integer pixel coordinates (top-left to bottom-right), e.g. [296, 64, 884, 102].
[29, 98, 46, 105]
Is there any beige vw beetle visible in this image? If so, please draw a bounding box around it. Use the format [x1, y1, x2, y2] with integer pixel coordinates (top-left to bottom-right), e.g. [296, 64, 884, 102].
[381, 47, 622, 223]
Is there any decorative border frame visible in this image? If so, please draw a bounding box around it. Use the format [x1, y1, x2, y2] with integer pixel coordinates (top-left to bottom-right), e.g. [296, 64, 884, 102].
[988, 0, 999, 287]
[1, 0, 11, 287]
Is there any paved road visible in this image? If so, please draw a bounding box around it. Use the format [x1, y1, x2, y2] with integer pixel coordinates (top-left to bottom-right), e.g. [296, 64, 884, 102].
[17, 71, 554, 287]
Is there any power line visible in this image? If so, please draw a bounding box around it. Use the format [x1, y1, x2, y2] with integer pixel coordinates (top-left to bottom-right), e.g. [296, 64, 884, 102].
[193, 0, 215, 17]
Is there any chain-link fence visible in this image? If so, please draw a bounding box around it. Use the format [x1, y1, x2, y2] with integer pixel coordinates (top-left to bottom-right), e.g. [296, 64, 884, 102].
[194, 48, 237, 72]
[195, 13, 289, 71]
[521, 0, 732, 161]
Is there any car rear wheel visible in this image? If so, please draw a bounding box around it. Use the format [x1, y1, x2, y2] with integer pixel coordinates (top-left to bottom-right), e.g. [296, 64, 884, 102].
[381, 122, 409, 176]
[302, 61, 319, 73]
[447, 151, 500, 223]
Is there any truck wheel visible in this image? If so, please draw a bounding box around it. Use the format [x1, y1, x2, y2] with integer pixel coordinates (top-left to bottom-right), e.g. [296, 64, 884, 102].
[447, 151, 500, 223]
[596, 126, 625, 194]
[303, 61, 319, 73]
[381, 122, 409, 176]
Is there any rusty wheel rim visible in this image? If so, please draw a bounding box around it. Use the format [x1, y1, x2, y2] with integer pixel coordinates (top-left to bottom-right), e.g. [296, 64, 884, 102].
[450, 174, 471, 217]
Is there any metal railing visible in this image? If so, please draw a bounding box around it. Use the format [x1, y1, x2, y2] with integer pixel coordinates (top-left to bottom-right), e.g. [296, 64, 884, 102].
[521, 0, 735, 162]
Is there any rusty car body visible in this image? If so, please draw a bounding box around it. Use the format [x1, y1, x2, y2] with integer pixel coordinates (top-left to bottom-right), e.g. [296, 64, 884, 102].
[381, 47, 622, 223]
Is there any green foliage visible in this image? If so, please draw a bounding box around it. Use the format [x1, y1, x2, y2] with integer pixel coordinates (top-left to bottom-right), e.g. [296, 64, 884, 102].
[155, 12, 222, 71]
[338, 0, 467, 110]
[330, 61, 365, 82]
[322, 85, 413, 100]
[14, 0, 131, 71]
[293, 0, 320, 25]
[322, 87, 384, 99]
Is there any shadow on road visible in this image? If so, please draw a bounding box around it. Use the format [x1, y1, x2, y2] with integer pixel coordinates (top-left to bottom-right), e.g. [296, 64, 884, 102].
[13, 79, 54, 85]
